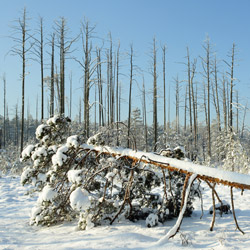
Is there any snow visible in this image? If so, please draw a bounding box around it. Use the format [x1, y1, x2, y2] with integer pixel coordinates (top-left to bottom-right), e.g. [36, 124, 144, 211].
[20, 145, 35, 161]
[1, 175, 250, 249]
[70, 187, 91, 211]
[68, 170, 83, 184]
[146, 213, 159, 227]
[66, 135, 79, 149]
[46, 115, 60, 125]
[35, 124, 48, 139]
[38, 185, 57, 203]
[20, 167, 33, 184]
[52, 145, 68, 167]
[31, 146, 47, 161]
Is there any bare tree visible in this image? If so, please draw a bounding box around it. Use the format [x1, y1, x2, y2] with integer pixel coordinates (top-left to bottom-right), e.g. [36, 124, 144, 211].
[69, 71, 73, 118]
[127, 44, 134, 148]
[142, 76, 148, 151]
[186, 47, 193, 135]
[174, 75, 180, 134]
[74, 19, 96, 137]
[211, 55, 221, 131]
[191, 58, 197, 149]
[201, 37, 212, 158]
[49, 32, 55, 117]
[162, 44, 167, 132]
[224, 43, 236, 132]
[33, 16, 45, 120]
[152, 38, 158, 151]
[10, 7, 33, 153]
[222, 74, 227, 132]
[55, 17, 77, 116]
[116, 41, 120, 124]
[3, 74, 7, 148]
[96, 47, 104, 127]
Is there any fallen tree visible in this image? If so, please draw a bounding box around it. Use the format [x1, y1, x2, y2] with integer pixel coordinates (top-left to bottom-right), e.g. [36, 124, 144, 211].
[81, 143, 250, 238]
[20, 116, 250, 241]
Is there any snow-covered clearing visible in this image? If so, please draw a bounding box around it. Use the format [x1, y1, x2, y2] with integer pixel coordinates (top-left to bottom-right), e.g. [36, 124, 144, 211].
[1, 175, 250, 250]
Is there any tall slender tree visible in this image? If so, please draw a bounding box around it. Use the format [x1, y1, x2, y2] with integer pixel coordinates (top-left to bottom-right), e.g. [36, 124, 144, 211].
[33, 16, 45, 120]
[152, 38, 158, 151]
[162, 44, 167, 132]
[49, 32, 55, 117]
[3, 74, 7, 148]
[55, 17, 77, 116]
[201, 37, 212, 158]
[10, 8, 33, 153]
[127, 44, 134, 148]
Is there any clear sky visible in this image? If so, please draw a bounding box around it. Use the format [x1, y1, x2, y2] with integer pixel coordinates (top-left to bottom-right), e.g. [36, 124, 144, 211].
[0, 0, 250, 127]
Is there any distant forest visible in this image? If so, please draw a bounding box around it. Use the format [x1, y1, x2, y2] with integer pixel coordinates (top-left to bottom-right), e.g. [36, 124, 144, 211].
[1, 8, 250, 170]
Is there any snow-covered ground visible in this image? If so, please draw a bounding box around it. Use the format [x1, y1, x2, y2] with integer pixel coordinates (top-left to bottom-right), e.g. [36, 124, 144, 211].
[1, 175, 250, 250]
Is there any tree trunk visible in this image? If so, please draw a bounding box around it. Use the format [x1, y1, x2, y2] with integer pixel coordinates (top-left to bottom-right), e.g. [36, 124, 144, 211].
[50, 33, 55, 117]
[153, 38, 158, 151]
[127, 44, 133, 148]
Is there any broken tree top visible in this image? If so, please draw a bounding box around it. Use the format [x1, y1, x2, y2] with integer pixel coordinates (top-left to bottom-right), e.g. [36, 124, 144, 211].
[82, 144, 250, 190]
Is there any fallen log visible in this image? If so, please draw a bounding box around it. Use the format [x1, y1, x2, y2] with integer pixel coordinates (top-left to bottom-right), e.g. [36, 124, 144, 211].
[81, 144, 250, 190]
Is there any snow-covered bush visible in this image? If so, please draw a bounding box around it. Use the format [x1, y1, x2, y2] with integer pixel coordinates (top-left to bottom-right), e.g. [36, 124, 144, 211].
[21, 116, 200, 229]
[0, 144, 25, 175]
[222, 132, 250, 174]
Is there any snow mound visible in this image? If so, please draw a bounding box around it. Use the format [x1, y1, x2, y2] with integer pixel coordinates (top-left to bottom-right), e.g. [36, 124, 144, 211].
[146, 213, 158, 228]
[70, 187, 91, 211]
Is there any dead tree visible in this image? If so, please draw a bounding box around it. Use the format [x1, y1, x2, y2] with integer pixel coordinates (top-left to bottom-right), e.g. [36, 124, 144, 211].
[3, 74, 6, 148]
[142, 76, 148, 152]
[212, 55, 221, 131]
[33, 16, 45, 120]
[186, 47, 193, 136]
[162, 44, 167, 132]
[201, 37, 212, 158]
[48, 32, 55, 117]
[127, 44, 134, 148]
[10, 7, 34, 153]
[152, 38, 158, 152]
[74, 19, 96, 137]
[55, 17, 77, 116]
[224, 43, 236, 132]
[174, 75, 180, 134]
[222, 74, 228, 132]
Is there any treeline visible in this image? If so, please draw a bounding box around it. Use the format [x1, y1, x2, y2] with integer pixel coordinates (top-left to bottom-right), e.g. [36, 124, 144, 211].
[1, 8, 249, 168]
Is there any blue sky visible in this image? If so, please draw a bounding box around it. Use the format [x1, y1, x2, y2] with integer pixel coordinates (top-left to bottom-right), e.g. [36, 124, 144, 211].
[0, 0, 250, 127]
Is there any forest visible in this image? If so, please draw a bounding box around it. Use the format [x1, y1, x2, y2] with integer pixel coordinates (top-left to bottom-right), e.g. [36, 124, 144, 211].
[1, 4, 250, 249]
[0, 7, 249, 175]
